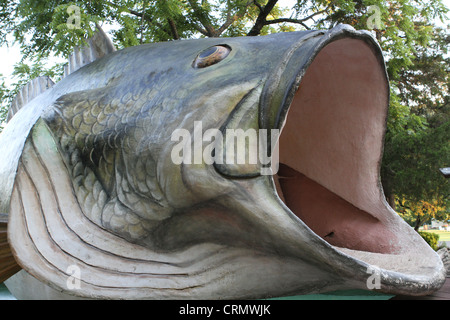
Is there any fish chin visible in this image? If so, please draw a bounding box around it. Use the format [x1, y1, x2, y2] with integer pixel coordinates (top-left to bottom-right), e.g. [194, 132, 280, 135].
[264, 35, 446, 295]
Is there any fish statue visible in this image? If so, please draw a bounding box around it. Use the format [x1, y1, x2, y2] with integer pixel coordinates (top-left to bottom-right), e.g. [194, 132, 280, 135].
[0, 24, 445, 300]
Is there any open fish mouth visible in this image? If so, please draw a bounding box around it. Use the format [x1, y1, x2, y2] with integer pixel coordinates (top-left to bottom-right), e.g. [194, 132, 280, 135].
[275, 37, 395, 254]
[257, 28, 446, 295]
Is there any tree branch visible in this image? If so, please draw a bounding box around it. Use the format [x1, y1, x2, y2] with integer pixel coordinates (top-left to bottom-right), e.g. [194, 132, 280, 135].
[265, 8, 329, 29]
[191, 23, 210, 36]
[167, 18, 180, 40]
[248, 5, 331, 36]
[216, 0, 253, 36]
[139, 1, 147, 44]
[247, 0, 279, 36]
[104, 0, 181, 40]
[263, 18, 310, 29]
[127, 8, 176, 39]
[253, 0, 263, 13]
[187, 0, 216, 37]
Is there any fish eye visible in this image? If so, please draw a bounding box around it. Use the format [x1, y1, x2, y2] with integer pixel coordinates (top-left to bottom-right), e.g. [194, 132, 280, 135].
[193, 45, 231, 68]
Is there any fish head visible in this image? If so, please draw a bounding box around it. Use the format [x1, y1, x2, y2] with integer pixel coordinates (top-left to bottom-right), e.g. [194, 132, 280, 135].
[160, 25, 446, 296]
[5, 25, 445, 299]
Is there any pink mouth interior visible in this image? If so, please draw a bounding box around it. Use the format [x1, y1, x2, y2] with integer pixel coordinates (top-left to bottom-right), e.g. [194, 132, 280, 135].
[275, 38, 398, 254]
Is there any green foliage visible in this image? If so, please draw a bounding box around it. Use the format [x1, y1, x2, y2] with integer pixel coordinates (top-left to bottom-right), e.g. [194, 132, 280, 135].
[0, 56, 65, 129]
[0, 0, 299, 120]
[50, 2, 99, 55]
[382, 105, 449, 199]
[0, 75, 9, 129]
[419, 231, 440, 251]
[0, 1, 305, 61]
[379, 14, 449, 230]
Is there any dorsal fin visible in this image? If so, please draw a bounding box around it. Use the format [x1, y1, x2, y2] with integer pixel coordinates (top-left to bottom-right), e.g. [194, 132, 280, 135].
[6, 76, 55, 122]
[63, 24, 116, 78]
[6, 25, 115, 122]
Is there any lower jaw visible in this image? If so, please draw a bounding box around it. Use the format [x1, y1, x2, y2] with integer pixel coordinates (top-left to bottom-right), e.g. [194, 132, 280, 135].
[274, 163, 399, 254]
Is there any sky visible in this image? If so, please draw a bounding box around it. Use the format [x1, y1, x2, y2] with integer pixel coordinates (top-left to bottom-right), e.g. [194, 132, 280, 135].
[0, 35, 22, 87]
[0, 0, 448, 89]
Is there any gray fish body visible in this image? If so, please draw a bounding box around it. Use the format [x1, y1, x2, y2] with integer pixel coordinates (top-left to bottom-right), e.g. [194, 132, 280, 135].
[0, 25, 446, 299]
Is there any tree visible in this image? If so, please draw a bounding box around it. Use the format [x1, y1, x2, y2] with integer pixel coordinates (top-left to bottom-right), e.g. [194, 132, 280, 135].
[309, 0, 450, 230]
[0, 75, 9, 128]
[379, 24, 449, 230]
[0, 0, 448, 229]
[0, 0, 316, 116]
[397, 198, 448, 232]
[2, 0, 303, 57]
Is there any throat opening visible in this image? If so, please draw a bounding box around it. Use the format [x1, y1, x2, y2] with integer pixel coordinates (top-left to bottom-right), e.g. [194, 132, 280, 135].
[275, 38, 398, 254]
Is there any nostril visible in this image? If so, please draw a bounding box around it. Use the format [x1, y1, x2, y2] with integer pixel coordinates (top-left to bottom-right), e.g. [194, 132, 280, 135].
[324, 231, 334, 238]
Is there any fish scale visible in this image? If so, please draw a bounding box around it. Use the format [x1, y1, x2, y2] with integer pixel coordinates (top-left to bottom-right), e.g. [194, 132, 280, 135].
[44, 74, 181, 240]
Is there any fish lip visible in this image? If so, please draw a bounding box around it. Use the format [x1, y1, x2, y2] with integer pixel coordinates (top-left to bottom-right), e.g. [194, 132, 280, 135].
[257, 25, 446, 295]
